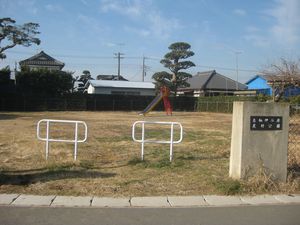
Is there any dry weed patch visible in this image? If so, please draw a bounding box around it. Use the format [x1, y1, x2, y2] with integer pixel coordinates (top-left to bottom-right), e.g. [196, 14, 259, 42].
[0, 111, 298, 196]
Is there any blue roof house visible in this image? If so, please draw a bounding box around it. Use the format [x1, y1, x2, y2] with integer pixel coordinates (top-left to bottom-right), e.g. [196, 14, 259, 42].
[246, 75, 300, 97]
[245, 75, 272, 96]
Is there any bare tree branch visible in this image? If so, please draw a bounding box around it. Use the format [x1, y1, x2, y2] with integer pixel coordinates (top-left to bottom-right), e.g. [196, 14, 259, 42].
[262, 58, 300, 102]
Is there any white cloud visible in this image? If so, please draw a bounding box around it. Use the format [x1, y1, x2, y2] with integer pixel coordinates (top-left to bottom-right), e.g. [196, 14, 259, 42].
[147, 12, 181, 39]
[123, 26, 150, 37]
[100, 0, 143, 17]
[77, 14, 105, 34]
[99, 0, 181, 40]
[266, 0, 300, 45]
[102, 42, 125, 48]
[244, 25, 269, 47]
[80, 0, 88, 6]
[244, 0, 300, 47]
[45, 4, 63, 13]
[233, 9, 246, 16]
[245, 26, 260, 33]
[0, 0, 39, 15]
[122, 12, 181, 39]
[244, 34, 270, 47]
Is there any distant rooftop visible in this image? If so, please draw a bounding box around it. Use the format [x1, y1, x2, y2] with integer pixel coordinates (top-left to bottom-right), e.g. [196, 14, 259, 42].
[246, 74, 300, 84]
[97, 74, 128, 81]
[183, 70, 247, 90]
[19, 51, 65, 69]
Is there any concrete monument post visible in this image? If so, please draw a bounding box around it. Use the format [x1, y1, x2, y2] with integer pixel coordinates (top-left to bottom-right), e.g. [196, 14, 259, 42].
[229, 101, 289, 182]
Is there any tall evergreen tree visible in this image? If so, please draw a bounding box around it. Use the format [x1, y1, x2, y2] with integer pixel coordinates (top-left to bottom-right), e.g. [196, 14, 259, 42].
[152, 42, 195, 95]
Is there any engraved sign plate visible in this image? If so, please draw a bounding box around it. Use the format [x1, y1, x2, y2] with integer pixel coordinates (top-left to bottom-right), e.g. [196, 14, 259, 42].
[250, 116, 282, 131]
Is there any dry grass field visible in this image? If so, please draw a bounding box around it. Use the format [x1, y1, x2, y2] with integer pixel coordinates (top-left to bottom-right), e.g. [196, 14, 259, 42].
[0, 111, 299, 196]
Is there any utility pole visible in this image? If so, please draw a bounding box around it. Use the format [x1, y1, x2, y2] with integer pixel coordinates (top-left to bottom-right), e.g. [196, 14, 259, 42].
[114, 52, 124, 80]
[234, 51, 242, 90]
[142, 56, 146, 82]
[142, 56, 150, 82]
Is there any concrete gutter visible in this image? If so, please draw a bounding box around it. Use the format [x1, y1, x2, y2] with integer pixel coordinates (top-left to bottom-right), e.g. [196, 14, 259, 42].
[0, 194, 299, 208]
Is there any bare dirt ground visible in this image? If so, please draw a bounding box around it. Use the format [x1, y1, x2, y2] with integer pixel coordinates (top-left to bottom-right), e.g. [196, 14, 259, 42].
[0, 111, 298, 196]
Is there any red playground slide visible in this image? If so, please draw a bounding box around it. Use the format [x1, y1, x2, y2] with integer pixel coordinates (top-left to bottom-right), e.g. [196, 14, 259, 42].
[160, 86, 172, 116]
[139, 85, 172, 116]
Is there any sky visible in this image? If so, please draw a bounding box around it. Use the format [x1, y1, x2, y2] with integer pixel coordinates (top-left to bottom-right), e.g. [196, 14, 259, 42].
[1, 0, 300, 83]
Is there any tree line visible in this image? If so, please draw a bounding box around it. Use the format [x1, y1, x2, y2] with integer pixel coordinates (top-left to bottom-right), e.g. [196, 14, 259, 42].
[0, 66, 75, 97]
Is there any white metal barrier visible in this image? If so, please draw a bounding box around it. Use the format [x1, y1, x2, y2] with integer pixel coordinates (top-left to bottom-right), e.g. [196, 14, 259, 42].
[37, 119, 88, 160]
[132, 121, 183, 162]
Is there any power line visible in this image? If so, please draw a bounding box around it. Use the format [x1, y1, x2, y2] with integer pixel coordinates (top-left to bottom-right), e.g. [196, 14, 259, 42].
[6, 50, 162, 61]
[6, 50, 114, 59]
[1, 59, 144, 67]
[127, 68, 143, 81]
[195, 65, 259, 73]
[5, 50, 260, 73]
[6, 50, 142, 60]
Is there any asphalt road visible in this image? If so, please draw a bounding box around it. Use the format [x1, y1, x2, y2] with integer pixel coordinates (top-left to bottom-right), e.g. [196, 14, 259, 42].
[0, 204, 299, 225]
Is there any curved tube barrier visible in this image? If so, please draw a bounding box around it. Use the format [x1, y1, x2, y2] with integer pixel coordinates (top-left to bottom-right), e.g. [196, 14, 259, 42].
[37, 119, 87, 160]
[132, 121, 183, 161]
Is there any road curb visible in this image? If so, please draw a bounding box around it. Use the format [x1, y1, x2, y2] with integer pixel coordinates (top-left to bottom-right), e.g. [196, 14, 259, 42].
[0, 194, 299, 208]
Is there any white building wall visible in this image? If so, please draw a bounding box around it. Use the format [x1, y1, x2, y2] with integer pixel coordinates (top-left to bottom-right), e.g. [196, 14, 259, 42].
[88, 86, 155, 96]
[87, 85, 96, 94]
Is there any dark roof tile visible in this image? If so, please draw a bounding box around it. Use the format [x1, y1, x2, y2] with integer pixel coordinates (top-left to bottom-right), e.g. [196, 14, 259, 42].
[181, 70, 247, 91]
[19, 51, 65, 68]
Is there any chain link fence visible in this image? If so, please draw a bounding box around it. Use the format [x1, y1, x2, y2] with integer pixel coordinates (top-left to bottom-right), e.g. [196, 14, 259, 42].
[197, 101, 233, 113]
[288, 104, 300, 172]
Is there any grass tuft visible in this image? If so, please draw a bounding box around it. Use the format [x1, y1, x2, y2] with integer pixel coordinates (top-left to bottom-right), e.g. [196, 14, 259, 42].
[127, 157, 144, 166]
[214, 178, 242, 195]
[128, 157, 185, 169]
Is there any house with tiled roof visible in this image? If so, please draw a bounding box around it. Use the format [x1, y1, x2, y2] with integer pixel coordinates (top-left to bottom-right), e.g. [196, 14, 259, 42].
[178, 70, 247, 96]
[19, 51, 65, 71]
